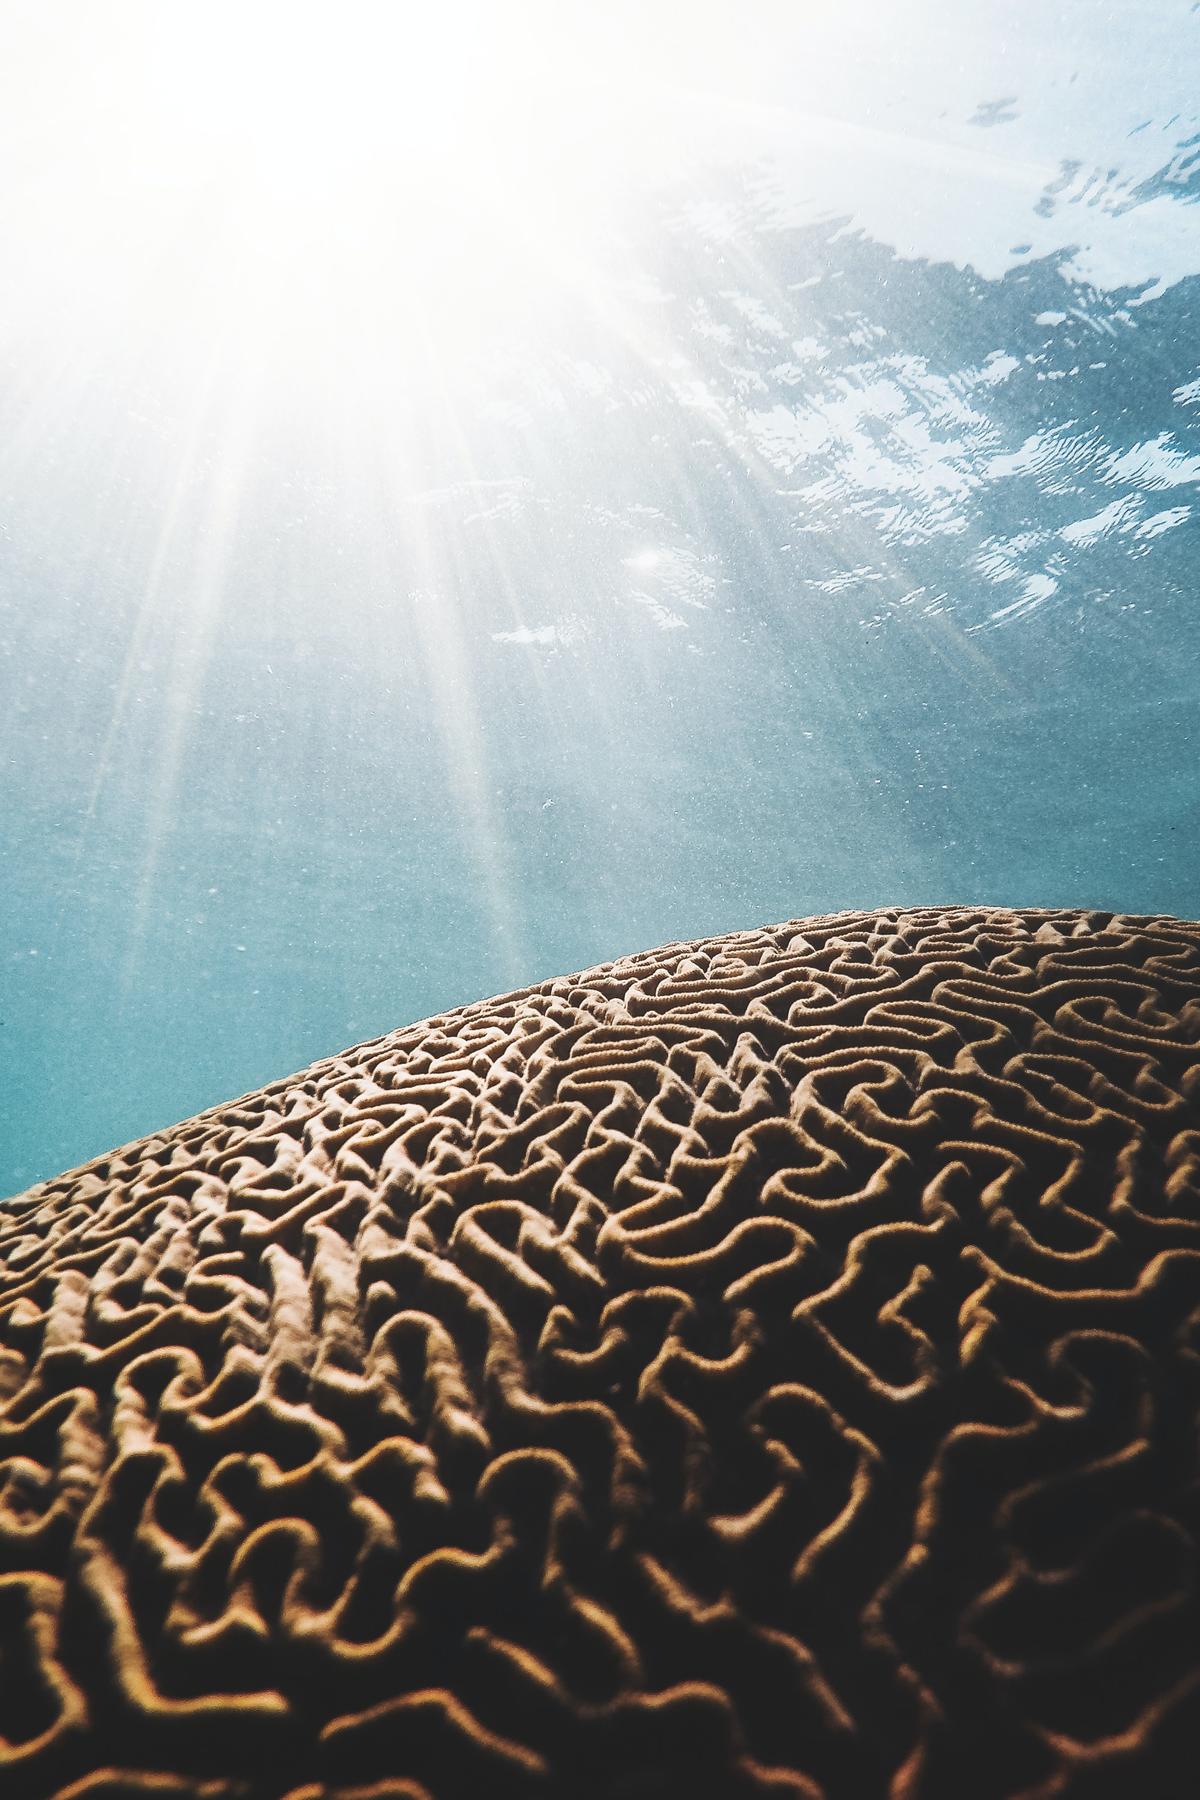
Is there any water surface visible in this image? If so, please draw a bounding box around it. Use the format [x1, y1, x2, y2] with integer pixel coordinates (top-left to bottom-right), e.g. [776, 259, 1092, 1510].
[3, 0, 1198, 1191]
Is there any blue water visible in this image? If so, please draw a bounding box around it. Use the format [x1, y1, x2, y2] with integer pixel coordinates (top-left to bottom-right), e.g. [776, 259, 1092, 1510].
[3, 1, 1199, 1193]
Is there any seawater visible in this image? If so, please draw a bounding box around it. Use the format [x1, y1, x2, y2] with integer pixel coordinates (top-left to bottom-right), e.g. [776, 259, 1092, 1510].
[2, 0, 1199, 1192]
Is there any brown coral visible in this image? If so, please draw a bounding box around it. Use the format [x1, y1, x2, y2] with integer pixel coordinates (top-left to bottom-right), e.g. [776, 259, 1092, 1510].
[2, 907, 1200, 1798]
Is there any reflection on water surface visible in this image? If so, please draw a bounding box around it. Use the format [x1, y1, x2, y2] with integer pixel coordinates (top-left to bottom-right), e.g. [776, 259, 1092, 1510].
[2, 0, 1198, 1190]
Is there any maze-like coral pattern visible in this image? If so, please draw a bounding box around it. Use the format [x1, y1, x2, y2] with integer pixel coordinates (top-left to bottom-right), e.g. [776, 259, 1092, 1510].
[3, 907, 1200, 1799]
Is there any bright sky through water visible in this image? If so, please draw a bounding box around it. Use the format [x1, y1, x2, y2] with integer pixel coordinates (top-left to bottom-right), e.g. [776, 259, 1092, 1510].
[3, 0, 1200, 1191]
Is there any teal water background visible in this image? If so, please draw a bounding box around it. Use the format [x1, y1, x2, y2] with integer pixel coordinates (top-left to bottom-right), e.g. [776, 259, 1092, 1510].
[3, 1, 1199, 1193]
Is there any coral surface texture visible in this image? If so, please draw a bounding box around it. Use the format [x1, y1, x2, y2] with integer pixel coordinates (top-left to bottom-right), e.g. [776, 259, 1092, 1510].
[3, 907, 1200, 1800]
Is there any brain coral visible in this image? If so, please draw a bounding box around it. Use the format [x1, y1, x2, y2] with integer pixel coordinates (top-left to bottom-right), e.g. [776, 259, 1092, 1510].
[2, 907, 1200, 1799]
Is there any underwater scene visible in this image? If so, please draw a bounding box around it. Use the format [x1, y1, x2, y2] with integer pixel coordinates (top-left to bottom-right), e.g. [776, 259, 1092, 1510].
[5, 10, 1200, 1800]
[3, 1, 1199, 1187]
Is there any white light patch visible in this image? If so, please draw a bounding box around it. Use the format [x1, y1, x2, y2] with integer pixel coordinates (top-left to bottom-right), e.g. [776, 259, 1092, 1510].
[1059, 497, 1136, 545]
[1135, 505, 1190, 540]
[1102, 435, 1200, 490]
[0, 0, 764, 418]
[492, 625, 562, 647]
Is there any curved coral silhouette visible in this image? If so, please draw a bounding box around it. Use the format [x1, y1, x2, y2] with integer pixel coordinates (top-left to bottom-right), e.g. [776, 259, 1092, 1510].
[2, 907, 1200, 1798]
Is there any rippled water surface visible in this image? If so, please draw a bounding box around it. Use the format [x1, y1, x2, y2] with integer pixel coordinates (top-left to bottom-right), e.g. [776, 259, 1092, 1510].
[3, 0, 1199, 1191]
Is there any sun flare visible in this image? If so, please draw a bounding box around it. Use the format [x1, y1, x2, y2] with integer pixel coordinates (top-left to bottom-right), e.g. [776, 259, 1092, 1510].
[4, 1, 700, 400]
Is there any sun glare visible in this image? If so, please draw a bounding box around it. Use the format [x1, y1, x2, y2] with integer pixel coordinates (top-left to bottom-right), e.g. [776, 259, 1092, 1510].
[2, 1, 832, 425]
[1, 0, 815, 987]
[3, 2, 678, 407]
